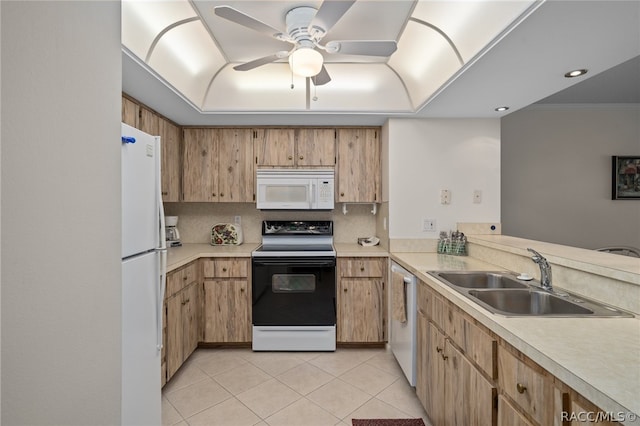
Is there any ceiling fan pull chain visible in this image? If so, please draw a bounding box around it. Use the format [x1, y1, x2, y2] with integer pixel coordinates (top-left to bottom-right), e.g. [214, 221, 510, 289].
[290, 58, 294, 89]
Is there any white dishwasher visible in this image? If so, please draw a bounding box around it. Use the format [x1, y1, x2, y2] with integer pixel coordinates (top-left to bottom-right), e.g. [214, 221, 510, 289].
[389, 261, 417, 386]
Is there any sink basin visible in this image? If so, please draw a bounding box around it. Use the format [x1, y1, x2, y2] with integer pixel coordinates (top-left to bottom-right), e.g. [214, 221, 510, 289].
[468, 289, 593, 316]
[426, 271, 633, 317]
[432, 271, 528, 289]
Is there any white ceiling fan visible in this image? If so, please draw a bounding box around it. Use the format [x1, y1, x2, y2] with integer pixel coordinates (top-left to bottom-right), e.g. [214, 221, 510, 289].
[214, 0, 398, 85]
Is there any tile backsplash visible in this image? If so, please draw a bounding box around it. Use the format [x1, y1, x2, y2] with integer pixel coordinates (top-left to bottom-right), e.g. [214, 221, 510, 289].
[164, 202, 378, 244]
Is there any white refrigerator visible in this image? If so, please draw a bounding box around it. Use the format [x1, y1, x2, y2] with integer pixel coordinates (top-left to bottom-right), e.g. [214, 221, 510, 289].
[121, 123, 166, 425]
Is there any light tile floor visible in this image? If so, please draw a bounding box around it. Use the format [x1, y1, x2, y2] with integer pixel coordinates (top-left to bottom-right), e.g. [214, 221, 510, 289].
[162, 347, 431, 426]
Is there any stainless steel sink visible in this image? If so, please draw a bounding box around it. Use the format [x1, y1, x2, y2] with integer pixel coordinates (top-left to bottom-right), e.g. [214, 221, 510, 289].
[431, 271, 529, 289]
[427, 271, 633, 318]
[468, 289, 594, 316]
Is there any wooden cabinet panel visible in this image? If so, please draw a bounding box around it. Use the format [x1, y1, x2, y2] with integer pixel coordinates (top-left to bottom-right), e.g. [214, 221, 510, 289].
[167, 262, 198, 298]
[139, 107, 160, 135]
[446, 306, 497, 379]
[166, 293, 183, 379]
[182, 282, 200, 357]
[337, 278, 384, 342]
[202, 258, 248, 278]
[255, 128, 296, 166]
[216, 128, 254, 202]
[498, 346, 553, 426]
[416, 311, 429, 408]
[122, 97, 139, 128]
[426, 322, 446, 426]
[182, 128, 218, 202]
[204, 279, 251, 342]
[160, 118, 181, 202]
[338, 257, 384, 277]
[183, 128, 253, 202]
[336, 128, 380, 202]
[498, 395, 535, 426]
[295, 128, 335, 166]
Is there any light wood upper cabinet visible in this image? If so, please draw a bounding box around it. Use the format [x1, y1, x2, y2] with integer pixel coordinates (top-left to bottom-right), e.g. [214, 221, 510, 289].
[254, 128, 296, 166]
[255, 128, 336, 167]
[295, 128, 336, 166]
[337, 257, 386, 343]
[336, 128, 381, 202]
[183, 128, 218, 202]
[182, 128, 254, 202]
[122, 97, 139, 128]
[217, 128, 254, 202]
[139, 107, 160, 135]
[159, 118, 181, 202]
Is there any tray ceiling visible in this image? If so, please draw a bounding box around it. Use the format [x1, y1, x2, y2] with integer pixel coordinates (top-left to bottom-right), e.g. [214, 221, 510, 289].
[122, 0, 537, 114]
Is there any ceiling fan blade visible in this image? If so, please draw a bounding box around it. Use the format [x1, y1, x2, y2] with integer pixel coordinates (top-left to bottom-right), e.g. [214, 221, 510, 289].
[312, 66, 331, 86]
[309, 0, 356, 34]
[214, 6, 282, 38]
[233, 52, 288, 71]
[326, 40, 398, 56]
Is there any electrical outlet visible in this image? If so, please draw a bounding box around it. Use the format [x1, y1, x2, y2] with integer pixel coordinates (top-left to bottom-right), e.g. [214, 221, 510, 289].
[440, 189, 451, 205]
[473, 190, 482, 204]
[422, 218, 436, 232]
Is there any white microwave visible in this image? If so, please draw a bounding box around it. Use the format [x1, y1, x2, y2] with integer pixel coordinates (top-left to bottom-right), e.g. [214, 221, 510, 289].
[256, 169, 335, 210]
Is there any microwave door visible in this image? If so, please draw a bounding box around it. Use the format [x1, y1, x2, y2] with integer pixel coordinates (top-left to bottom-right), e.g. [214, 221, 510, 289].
[258, 179, 312, 209]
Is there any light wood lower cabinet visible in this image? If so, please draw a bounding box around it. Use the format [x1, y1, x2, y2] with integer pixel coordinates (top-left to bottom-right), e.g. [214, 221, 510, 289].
[419, 276, 620, 426]
[165, 262, 201, 382]
[202, 258, 251, 343]
[337, 257, 386, 343]
[417, 283, 497, 426]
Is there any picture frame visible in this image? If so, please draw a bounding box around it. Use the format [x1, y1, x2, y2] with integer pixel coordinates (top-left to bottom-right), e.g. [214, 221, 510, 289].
[612, 156, 640, 200]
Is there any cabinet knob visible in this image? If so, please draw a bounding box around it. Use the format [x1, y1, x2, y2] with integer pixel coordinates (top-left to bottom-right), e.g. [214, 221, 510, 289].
[516, 383, 527, 394]
[222, 267, 227, 272]
[436, 346, 443, 353]
[183, 276, 187, 281]
[162, 191, 168, 196]
[344, 288, 348, 292]
[340, 192, 345, 197]
[220, 193, 224, 197]
[212, 193, 216, 197]
[288, 155, 293, 160]
[441, 353, 448, 361]
[360, 266, 365, 271]
[299, 155, 304, 160]
[240, 288, 245, 292]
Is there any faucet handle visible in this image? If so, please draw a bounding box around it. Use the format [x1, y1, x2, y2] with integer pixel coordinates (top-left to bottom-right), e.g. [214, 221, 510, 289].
[527, 248, 544, 260]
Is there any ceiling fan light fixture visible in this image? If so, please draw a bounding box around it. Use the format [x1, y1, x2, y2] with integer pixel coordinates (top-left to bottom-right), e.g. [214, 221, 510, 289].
[289, 47, 323, 77]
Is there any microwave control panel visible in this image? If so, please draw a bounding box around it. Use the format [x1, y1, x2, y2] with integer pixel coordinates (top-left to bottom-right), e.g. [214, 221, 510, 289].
[317, 179, 334, 208]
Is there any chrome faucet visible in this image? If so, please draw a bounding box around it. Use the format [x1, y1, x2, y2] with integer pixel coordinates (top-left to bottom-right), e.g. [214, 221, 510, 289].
[527, 248, 553, 291]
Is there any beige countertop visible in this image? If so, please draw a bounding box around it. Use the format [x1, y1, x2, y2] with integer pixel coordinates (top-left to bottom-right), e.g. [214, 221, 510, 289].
[391, 252, 640, 425]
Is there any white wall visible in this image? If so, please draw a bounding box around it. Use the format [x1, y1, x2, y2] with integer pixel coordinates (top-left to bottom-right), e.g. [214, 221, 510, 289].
[501, 105, 640, 250]
[1, 2, 122, 424]
[387, 119, 501, 238]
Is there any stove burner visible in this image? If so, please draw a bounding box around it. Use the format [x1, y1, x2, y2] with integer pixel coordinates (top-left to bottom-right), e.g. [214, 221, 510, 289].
[262, 220, 333, 236]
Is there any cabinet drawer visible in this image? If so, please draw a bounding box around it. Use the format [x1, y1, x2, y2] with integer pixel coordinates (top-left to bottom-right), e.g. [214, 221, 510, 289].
[498, 395, 535, 426]
[339, 258, 384, 277]
[498, 346, 553, 426]
[166, 262, 198, 298]
[202, 258, 248, 278]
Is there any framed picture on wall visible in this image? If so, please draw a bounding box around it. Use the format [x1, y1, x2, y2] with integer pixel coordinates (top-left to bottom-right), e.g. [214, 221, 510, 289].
[612, 156, 640, 200]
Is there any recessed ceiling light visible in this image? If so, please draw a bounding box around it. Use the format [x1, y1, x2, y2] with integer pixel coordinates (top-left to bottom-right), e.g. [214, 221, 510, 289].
[564, 69, 588, 78]
[494, 106, 509, 112]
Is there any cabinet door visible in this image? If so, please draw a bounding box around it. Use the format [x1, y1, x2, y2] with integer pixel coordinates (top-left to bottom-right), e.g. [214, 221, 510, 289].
[139, 107, 160, 135]
[426, 322, 446, 426]
[255, 128, 296, 166]
[295, 128, 335, 166]
[217, 128, 254, 202]
[183, 128, 218, 201]
[166, 294, 183, 380]
[447, 341, 497, 426]
[416, 311, 429, 408]
[182, 282, 200, 360]
[204, 279, 250, 342]
[498, 395, 535, 426]
[160, 118, 181, 202]
[122, 97, 139, 128]
[337, 278, 384, 342]
[336, 128, 380, 202]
